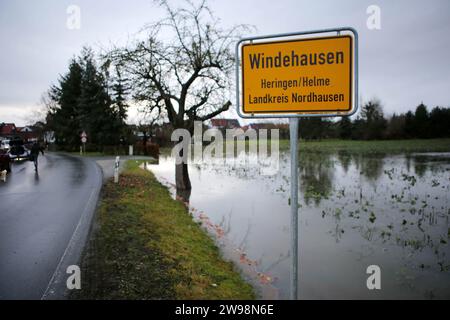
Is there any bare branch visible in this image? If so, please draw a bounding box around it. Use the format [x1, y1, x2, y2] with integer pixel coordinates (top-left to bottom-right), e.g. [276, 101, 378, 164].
[193, 101, 231, 121]
[108, 0, 248, 128]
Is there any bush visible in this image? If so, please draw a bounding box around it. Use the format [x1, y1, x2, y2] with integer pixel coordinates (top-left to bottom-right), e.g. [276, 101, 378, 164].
[134, 142, 159, 158]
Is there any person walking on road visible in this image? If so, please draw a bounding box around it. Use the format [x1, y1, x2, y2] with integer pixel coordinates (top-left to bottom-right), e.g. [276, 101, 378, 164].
[30, 142, 45, 172]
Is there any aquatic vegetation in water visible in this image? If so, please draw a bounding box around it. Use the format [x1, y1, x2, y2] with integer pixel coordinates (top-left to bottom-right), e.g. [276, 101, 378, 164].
[401, 173, 417, 186]
[148, 150, 450, 298]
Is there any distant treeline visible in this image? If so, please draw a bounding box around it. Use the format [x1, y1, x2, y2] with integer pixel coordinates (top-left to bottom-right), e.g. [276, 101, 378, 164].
[298, 100, 450, 140]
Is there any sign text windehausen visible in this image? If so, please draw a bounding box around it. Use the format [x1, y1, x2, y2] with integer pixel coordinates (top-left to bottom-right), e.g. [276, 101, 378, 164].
[241, 35, 354, 114]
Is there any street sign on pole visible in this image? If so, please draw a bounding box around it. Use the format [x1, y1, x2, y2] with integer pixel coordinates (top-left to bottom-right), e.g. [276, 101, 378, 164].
[80, 131, 87, 155]
[235, 28, 358, 300]
[236, 28, 358, 118]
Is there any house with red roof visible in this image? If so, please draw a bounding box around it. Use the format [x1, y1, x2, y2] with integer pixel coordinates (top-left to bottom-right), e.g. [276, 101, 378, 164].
[210, 118, 240, 129]
[0, 123, 17, 139]
[17, 126, 39, 142]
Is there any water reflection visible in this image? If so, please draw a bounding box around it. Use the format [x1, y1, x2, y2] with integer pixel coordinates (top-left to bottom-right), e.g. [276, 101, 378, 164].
[336, 151, 352, 173]
[147, 150, 450, 299]
[34, 171, 39, 183]
[298, 152, 334, 206]
[353, 153, 386, 181]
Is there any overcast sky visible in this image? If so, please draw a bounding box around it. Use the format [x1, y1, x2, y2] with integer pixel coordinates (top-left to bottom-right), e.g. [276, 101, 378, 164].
[1, 0, 449, 126]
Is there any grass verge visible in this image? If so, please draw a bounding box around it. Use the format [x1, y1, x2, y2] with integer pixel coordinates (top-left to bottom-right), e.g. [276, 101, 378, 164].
[163, 138, 450, 156]
[281, 138, 450, 154]
[72, 160, 254, 299]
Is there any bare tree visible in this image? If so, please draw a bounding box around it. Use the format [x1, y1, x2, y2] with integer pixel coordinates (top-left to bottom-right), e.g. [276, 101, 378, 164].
[108, 0, 248, 192]
[23, 90, 56, 127]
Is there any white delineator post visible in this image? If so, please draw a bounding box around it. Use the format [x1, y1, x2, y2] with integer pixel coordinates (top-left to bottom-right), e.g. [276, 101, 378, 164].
[129, 145, 133, 156]
[114, 156, 120, 183]
[289, 118, 299, 300]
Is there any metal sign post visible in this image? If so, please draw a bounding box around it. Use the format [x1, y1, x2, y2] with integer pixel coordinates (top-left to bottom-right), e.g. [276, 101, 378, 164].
[289, 118, 299, 300]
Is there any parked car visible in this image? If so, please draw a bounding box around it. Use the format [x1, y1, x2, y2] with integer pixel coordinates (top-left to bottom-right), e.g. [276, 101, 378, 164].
[9, 138, 30, 161]
[0, 149, 11, 172]
[0, 139, 10, 151]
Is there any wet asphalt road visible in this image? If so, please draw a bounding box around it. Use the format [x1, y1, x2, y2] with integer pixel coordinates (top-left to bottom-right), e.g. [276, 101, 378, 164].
[0, 153, 101, 299]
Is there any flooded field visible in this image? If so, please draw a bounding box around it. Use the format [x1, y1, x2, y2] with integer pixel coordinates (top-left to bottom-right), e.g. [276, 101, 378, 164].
[145, 150, 450, 299]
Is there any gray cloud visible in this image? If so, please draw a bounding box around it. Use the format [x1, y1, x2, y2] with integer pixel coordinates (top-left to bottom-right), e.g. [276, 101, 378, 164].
[1, 0, 449, 125]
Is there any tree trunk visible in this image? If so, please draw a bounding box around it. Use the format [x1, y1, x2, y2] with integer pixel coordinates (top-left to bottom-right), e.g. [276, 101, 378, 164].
[176, 186, 191, 205]
[174, 121, 192, 194]
[175, 162, 191, 191]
